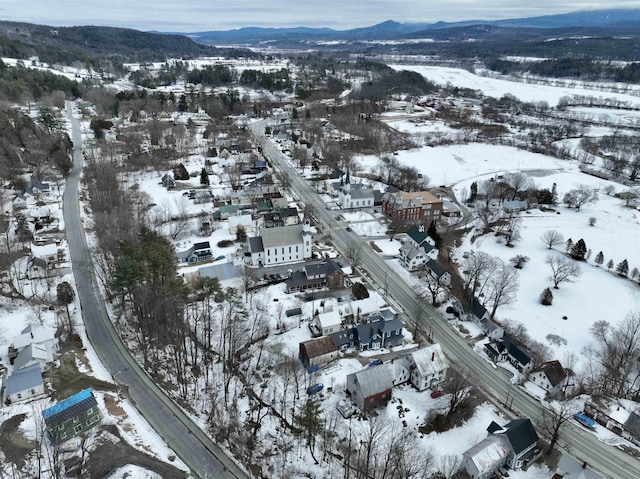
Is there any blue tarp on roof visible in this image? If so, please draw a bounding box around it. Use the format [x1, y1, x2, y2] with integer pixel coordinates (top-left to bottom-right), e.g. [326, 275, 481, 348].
[43, 388, 93, 419]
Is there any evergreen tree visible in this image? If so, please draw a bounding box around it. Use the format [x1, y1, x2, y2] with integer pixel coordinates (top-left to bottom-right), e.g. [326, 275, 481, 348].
[427, 221, 443, 249]
[607, 259, 614, 270]
[469, 181, 478, 203]
[551, 182, 558, 206]
[570, 239, 587, 260]
[594, 251, 604, 267]
[540, 287, 554, 306]
[200, 167, 210, 186]
[565, 238, 573, 253]
[616, 259, 630, 277]
[294, 399, 323, 463]
[632, 267, 639, 280]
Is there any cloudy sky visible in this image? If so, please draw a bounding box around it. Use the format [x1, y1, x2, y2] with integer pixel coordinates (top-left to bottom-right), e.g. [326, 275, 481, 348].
[4, 1, 640, 31]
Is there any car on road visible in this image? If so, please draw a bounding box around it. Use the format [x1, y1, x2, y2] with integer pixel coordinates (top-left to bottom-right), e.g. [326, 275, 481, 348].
[573, 413, 596, 430]
[430, 390, 443, 398]
[368, 359, 383, 367]
[346, 226, 352, 232]
[307, 383, 324, 395]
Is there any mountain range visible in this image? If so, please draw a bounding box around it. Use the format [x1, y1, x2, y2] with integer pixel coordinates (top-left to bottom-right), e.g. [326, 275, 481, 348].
[184, 9, 640, 44]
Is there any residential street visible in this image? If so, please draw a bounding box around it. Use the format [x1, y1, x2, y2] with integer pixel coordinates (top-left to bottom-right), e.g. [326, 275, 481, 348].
[250, 119, 636, 479]
[63, 102, 248, 479]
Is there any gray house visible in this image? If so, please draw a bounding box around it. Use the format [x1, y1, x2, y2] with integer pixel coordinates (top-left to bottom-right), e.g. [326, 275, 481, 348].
[346, 364, 394, 413]
[554, 452, 606, 479]
[462, 418, 539, 479]
[3, 364, 45, 404]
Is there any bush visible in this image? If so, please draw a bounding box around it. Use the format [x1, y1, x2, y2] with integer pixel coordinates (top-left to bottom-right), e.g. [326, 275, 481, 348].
[540, 287, 553, 306]
[217, 239, 234, 248]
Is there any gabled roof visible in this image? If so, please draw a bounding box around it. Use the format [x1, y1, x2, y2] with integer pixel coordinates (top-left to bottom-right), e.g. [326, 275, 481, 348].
[14, 324, 57, 350]
[43, 388, 98, 428]
[500, 418, 539, 455]
[409, 343, 448, 378]
[556, 452, 606, 479]
[301, 336, 337, 359]
[480, 317, 501, 333]
[533, 360, 567, 387]
[356, 322, 379, 343]
[349, 364, 394, 398]
[624, 410, 640, 439]
[261, 224, 305, 248]
[248, 236, 264, 253]
[304, 258, 343, 278]
[426, 259, 448, 278]
[406, 224, 429, 245]
[502, 339, 532, 367]
[13, 343, 48, 370]
[4, 364, 43, 396]
[198, 263, 241, 283]
[280, 207, 299, 218]
[462, 435, 510, 473]
[471, 297, 488, 319]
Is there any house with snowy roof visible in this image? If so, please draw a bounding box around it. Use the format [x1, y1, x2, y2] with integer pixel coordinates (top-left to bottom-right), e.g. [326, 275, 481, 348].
[530, 360, 568, 396]
[285, 258, 346, 293]
[346, 364, 394, 413]
[398, 224, 438, 271]
[3, 364, 45, 405]
[553, 452, 607, 479]
[337, 170, 375, 209]
[392, 343, 448, 391]
[462, 418, 539, 478]
[246, 220, 312, 267]
[43, 388, 101, 443]
[485, 338, 533, 375]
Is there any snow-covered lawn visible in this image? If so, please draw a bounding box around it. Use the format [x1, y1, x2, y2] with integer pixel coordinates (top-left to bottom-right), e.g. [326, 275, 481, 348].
[458, 190, 640, 363]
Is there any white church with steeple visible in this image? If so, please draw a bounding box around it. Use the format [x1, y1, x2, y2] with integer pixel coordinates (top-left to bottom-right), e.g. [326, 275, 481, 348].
[338, 170, 375, 209]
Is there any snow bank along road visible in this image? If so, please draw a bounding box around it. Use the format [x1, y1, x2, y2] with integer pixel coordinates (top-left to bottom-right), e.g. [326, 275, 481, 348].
[251, 119, 635, 479]
[63, 102, 248, 479]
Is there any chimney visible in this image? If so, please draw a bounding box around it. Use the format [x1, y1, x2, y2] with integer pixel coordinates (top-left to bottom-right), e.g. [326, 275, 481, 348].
[582, 462, 588, 469]
[431, 352, 435, 361]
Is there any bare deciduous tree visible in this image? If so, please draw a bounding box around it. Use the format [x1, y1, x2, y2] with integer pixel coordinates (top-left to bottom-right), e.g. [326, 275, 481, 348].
[541, 230, 564, 249]
[546, 255, 582, 288]
[562, 185, 599, 210]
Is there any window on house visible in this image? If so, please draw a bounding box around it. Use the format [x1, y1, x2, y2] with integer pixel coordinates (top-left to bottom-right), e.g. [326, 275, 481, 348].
[74, 424, 82, 433]
[61, 432, 67, 440]
[58, 424, 64, 431]
[17, 393, 22, 399]
[73, 416, 79, 423]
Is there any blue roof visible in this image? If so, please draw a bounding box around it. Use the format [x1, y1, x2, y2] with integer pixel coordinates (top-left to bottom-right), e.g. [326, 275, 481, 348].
[43, 388, 94, 419]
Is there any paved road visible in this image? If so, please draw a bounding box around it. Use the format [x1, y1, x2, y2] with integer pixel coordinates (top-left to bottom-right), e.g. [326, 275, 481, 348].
[250, 119, 634, 479]
[63, 102, 248, 479]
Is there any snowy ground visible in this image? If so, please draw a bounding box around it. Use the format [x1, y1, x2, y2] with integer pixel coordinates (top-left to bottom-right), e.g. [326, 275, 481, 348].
[390, 64, 640, 107]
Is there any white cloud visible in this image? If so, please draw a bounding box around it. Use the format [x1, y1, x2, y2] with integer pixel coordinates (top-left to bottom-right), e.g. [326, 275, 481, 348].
[3, 1, 639, 31]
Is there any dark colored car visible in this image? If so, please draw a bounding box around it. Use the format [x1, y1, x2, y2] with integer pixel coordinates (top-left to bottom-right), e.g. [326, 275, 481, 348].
[368, 359, 383, 367]
[306, 383, 324, 395]
[430, 390, 443, 398]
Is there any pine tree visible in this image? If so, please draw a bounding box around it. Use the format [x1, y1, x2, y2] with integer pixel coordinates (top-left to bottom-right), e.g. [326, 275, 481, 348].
[469, 181, 478, 203]
[607, 259, 614, 270]
[551, 183, 558, 206]
[595, 251, 604, 267]
[616, 259, 630, 277]
[200, 167, 210, 186]
[570, 239, 587, 261]
[540, 287, 554, 306]
[427, 221, 443, 249]
[565, 238, 573, 253]
[632, 267, 639, 280]
[294, 399, 323, 463]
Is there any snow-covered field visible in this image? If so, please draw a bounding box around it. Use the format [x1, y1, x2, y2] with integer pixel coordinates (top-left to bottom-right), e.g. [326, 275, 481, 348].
[390, 64, 640, 107]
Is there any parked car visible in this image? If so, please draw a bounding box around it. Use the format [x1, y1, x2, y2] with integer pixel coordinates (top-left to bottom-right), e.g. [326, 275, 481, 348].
[307, 383, 324, 395]
[430, 390, 443, 398]
[368, 359, 384, 367]
[215, 255, 225, 261]
[573, 413, 596, 430]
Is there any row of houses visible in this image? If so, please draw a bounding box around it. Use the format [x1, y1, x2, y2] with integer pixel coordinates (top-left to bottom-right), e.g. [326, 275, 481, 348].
[4, 324, 59, 405]
[343, 344, 449, 413]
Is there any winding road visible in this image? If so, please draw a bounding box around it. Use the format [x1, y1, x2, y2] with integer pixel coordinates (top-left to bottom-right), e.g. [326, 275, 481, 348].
[63, 102, 248, 479]
[250, 119, 635, 479]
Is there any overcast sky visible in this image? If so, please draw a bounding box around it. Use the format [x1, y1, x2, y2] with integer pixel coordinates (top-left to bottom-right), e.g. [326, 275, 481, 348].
[4, 1, 640, 32]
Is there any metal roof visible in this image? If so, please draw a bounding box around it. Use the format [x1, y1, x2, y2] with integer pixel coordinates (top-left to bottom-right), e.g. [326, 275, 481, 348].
[4, 364, 43, 396]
